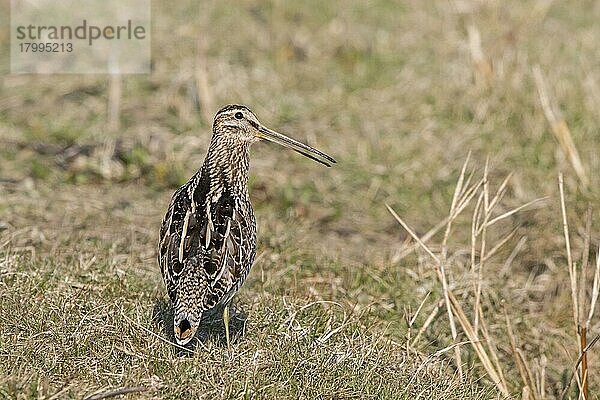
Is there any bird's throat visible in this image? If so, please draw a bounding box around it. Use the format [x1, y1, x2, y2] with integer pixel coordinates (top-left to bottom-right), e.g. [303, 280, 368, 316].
[203, 139, 251, 194]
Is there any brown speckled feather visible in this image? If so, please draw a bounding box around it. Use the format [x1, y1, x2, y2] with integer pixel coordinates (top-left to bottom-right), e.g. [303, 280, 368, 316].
[159, 166, 256, 309]
[158, 104, 335, 345]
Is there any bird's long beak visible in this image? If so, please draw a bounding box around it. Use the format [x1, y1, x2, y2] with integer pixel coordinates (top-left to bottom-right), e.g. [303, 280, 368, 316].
[256, 125, 336, 167]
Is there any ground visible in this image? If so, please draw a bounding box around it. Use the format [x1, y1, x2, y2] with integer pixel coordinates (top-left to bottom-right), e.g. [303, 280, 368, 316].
[1, 1, 599, 399]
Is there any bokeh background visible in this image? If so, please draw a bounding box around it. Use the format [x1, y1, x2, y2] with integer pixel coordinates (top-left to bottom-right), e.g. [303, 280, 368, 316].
[1, 1, 599, 398]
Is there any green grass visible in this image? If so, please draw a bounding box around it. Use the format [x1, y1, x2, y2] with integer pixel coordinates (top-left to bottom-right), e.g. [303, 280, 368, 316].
[0, 185, 493, 399]
[1, 0, 600, 398]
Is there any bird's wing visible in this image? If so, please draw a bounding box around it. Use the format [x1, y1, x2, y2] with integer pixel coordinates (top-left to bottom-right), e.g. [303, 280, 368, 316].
[158, 184, 196, 301]
[198, 188, 246, 308]
[158, 176, 252, 309]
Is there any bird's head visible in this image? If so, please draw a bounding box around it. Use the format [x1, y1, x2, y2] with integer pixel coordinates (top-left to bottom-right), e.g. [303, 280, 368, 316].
[212, 104, 336, 167]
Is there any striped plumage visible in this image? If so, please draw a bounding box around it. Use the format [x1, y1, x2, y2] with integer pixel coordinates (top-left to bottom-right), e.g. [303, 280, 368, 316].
[158, 105, 335, 346]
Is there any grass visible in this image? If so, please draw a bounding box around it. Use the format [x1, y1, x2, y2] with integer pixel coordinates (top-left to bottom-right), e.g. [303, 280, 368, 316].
[0, 184, 493, 399]
[1, 0, 600, 398]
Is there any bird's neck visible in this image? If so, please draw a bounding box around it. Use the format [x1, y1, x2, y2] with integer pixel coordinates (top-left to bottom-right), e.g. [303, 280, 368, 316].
[201, 138, 251, 194]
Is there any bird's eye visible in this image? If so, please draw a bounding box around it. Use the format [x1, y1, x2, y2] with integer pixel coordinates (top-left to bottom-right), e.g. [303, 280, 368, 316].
[234, 112, 243, 120]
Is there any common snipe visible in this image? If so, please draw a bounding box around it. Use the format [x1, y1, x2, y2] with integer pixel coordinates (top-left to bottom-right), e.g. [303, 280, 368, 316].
[158, 105, 335, 347]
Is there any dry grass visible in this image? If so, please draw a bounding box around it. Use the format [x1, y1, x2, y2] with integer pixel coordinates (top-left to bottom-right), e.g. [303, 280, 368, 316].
[387, 162, 598, 399]
[1, 0, 600, 398]
[0, 184, 495, 399]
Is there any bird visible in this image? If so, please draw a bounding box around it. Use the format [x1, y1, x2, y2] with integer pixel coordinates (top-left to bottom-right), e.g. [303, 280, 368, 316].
[158, 104, 335, 348]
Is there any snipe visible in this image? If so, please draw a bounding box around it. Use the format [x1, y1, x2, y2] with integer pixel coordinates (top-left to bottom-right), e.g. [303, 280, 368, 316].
[158, 105, 335, 348]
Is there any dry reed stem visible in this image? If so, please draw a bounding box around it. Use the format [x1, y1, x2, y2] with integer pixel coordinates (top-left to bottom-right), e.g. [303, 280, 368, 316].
[410, 291, 431, 328]
[485, 172, 508, 213]
[485, 197, 548, 228]
[517, 348, 538, 400]
[501, 236, 528, 277]
[386, 203, 452, 351]
[481, 227, 518, 265]
[586, 247, 600, 329]
[534, 67, 588, 188]
[393, 216, 450, 262]
[386, 204, 441, 266]
[411, 299, 443, 348]
[388, 164, 560, 398]
[448, 292, 509, 396]
[440, 153, 473, 377]
[394, 168, 483, 263]
[580, 207, 592, 316]
[406, 292, 431, 353]
[471, 190, 485, 273]
[474, 160, 489, 337]
[386, 203, 509, 396]
[580, 326, 589, 400]
[504, 307, 539, 399]
[558, 173, 579, 330]
[557, 173, 600, 399]
[475, 306, 507, 391]
[560, 335, 600, 400]
[476, 173, 513, 236]
[579, 209, 592, 400]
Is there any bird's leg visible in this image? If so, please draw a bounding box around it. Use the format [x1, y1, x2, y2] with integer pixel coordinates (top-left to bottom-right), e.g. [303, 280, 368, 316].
[223, 305, 231, 352]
